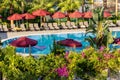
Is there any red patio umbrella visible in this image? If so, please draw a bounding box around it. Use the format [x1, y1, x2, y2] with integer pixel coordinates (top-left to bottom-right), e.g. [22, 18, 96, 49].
[10, 37, 37, 47]
[32, 9, 50, 16]
[52, 12, 66, 19]
[113, 37, 120, 45]
[7, 13, 23, 28]
[7, 13, 22, 20]
[32, 9, 50, 27]
[21, 13, 36, 19]
[57, 39, 82, 47]
[69, 11, 82, 18]
[104, 11, 111, 18]
[52, 12, 66, 26]
[83, 11, 92, 18]
[10, 37, 38, 54]
[69, 11, 82, 25]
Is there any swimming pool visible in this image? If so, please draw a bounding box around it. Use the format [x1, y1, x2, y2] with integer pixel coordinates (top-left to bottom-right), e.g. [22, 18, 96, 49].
[2, 31, 120, 54]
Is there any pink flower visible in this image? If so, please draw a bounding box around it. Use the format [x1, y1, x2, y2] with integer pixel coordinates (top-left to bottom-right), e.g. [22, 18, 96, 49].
[56, 66, 69, 77]
[99, 46, 105, 51]
[64, 51, 69, 59]
[103, 53, 114, 60]
[81, 52, 86, 58]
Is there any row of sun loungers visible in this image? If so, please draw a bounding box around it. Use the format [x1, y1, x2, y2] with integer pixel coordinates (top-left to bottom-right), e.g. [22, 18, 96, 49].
[0, 22, 88, 32]
[0, 20, 120, 32]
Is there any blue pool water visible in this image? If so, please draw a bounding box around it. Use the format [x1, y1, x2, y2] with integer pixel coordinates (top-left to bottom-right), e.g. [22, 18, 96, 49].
[2, 31, 120, 54]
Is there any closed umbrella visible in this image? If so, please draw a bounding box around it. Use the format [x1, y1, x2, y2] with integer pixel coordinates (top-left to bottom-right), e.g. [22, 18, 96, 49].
[57, 39, 82, 48]
[10, 37, 38, 55]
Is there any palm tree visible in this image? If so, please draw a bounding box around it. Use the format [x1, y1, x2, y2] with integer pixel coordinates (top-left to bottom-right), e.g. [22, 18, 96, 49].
[58, 0, 82, 13]
[0, 0, 26, 15]
[29, 0, 57, 13]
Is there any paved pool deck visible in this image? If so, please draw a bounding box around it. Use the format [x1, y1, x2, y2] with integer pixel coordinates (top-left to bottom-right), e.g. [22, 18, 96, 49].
[0, 27, 120, 42]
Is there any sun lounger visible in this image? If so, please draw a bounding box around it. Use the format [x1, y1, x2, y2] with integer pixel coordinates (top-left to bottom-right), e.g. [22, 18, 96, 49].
[116, 20, 120, 27]
[79, 22, 86, 28]
[10, 24, 15, 29]
[47, 23, 54, 30]
[2, 25, 9, 32]
[53, 23, 59, 30]
[0, 24, 4, 32]
[29, 23, 35, 31]
[66, 21, 73, 29]
[33, 23, 40, 31]
[84, 21, 89, 28]
[71, 22, 77, 29]
[34, 46, 46, 51]
[109, 22, 116, 27]
[20, 24, 26, 31]
[42, 23, 50, 30]
[61, 22, 68, 29]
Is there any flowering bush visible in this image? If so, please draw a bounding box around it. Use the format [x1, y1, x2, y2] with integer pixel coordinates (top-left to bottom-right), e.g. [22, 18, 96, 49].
[0, 46, 120, 80]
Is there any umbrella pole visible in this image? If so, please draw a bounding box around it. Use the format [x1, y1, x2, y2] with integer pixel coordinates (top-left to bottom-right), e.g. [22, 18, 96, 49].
[76, 18, 77, 26]
[24, 48, 26, 53]
[29, 45, 31, 56]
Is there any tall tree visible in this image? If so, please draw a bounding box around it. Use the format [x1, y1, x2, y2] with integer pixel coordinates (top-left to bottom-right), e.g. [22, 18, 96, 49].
[58, 0, 82, 13]
[29, 0, 57, 13]
[0, 0, 26, 15]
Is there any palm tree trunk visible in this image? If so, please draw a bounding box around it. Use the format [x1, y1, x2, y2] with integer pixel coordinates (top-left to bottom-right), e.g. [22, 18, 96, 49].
[10, 4, 14, 15]
[0, 71, 2, 80]
[115, 0, 118, 17]
[103, 0, 107, 9]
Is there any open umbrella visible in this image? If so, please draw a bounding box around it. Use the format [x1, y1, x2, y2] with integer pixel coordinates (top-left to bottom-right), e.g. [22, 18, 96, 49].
[52, 12, 66, 26]
[7, 13, 23, 28]
[82, 11, 92, 26]
[21, 13, 36, 30]
[10, 37, 38, 55]
[52, 12, 66, 19]
[69, 11, 82, 25]
[21, 13, 36, 19]
[69, 11, 82, 18]
[113, 37, 120, 45]
[32, 9, 50, 27]
[32, 9, 50, 16]
[7, 13, 22, 20]
[57, 39, 82, 48]
[104, 11, 111, 18]
[83, 11, 92, 18]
